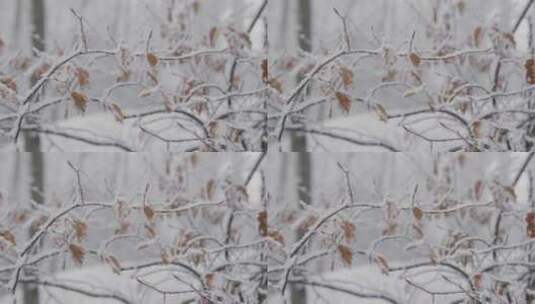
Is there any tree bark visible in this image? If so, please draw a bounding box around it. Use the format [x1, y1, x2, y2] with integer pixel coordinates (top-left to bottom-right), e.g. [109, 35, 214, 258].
[290, 0, 311, 152]
[22, 1, 45, 303]
[289, 1, 312, 303]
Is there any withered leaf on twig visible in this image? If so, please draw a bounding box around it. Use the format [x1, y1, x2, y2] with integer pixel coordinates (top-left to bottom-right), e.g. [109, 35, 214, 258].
[146, 53, 159, 67]
[0, 231, 16, 246]
[412, 207, 423, 221]
[408, 53, 421, 67]
[75, 67, 90, 86]
[338, 244, 353, 266]
[340, 67, 353, 86]
[261, 59, 268, 82]
[526, 59, 535, 84]
[70, 91, 88, 112]
[335, 92, 351, 113]
[257, 210, 268, 236]
[73, 220, 87, 242]
[69, 244, 85, 265]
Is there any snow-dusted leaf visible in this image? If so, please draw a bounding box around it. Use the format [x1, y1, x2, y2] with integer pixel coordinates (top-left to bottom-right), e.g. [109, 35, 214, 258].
[261, 59, 268, 82]
[412, 207, 423, 221]
[267, 78, 282, 93]
[335, 92, 351, 113]
[75, 67, 90, 86]
[110, 102, 125, 123]
[70, 91, 88, 112]
[146, 53, 159, 67]
[408, 53, 421, 67]
[341, 220, 355, 241]
[339, 67, 353, 86]
[0, 231, 16, 246]
[338, 244, 352, 266]
[374, 254, 389, 275]
[402, 85, 424, 98]
[143, 205, 155, 222]
[257, 210, 267, 236]
[374, 103, 388, 122]
[0, 76, 17, 92]
[69, 244, 85, 265]
[73, 220, 87, 242]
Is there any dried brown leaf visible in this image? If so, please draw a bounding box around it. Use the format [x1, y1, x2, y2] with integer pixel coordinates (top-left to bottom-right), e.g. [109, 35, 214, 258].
[338, 244, 353, 266]
[205, 273, 215, 288]
[502, 32, 516, 47]
[146, 53, 159, 67]
[335, 92, 351, 113]
[374, 254, 389, 275]
[298, 215, 318, 233]
[474, 180, 483, 200]
[374, 104, 388, 122]
[70, 91, 88, 112]
[341, 221, 355, 241]
[473, 273, 483, 289]
[116, 70, 130, 83]
[147, 70, 158, 84]
[473, 27, 483, 47]
[75, 67, 90, 86]
[73, 220, 87, 242]
[110, 103, 125, 123]
[209, 27, 219, 47]
[408, 53, 421, 67]
[32, 63, 50, 81]
[472, 121, 482, 138]
[526, 212, 535, 225]
[0, 76, 17, 92]
[340, 67, 353, 86]
[267, 78, 283, 93]
[526, 59, 535, 84]
[503, 185, 516, 202]
[144, 205, 155, 221]
[205, 179, 215, 200]
[412, 222, 424, 239]
[412, 207, 423, 221]
[138, 88, 153, 98]
[257, 210, 268, 236]
[106, 255, 122, 274]
[526, 212, 535, 238]
[69, 244, 85, 265]
[261, 59, 268, 82]
[145, 224, 156, 238]
[235, 185, 249, 201]
[114, 199, 130, 219]
[161, 252, 170, 264]
[0, 231, 16, 246]
[268, 230, 285, 245]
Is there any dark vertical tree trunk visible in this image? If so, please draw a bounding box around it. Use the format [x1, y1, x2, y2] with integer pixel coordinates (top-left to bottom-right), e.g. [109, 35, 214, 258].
[10, 0, 23, 51]
[289, 152, 311, 304]
[22, 1, 45, 304]
[290, 1, 312, 303]
[290, 0, 311, 153]
[30, 0, 45, 53]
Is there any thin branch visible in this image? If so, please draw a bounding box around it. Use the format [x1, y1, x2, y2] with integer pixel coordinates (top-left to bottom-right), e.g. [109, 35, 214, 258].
[513, 152, 535, 187]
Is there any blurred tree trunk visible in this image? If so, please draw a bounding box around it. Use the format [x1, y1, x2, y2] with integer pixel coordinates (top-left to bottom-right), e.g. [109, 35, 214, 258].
[10, 0, 23, 51]
[22, 0, 45, 304]
[290, 0, 311, 152]
[290, 1, 311, 303]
